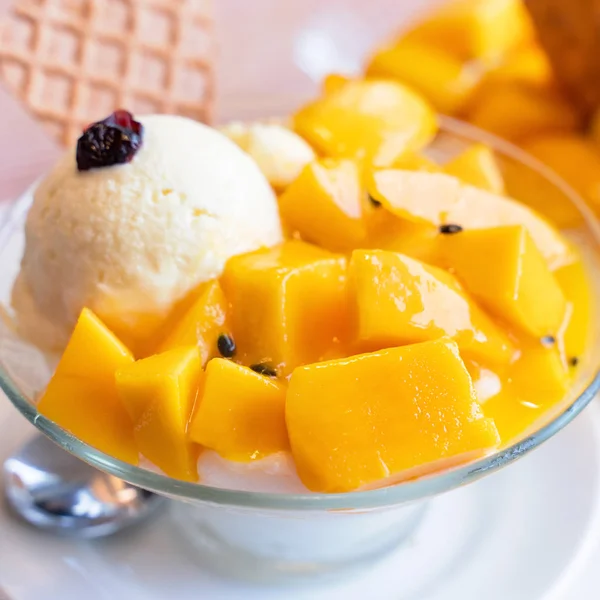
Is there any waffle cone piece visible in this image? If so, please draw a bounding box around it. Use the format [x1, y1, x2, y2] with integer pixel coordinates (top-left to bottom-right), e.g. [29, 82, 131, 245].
[525, 0, 600, 117]
[0, 0, 215, 147]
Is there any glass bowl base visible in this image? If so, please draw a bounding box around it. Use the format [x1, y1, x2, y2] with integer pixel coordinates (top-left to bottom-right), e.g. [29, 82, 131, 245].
[170, 498, 428, 583]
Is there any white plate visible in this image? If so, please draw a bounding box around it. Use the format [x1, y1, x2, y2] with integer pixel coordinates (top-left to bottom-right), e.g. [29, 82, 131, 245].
[2, 393, 600, 600]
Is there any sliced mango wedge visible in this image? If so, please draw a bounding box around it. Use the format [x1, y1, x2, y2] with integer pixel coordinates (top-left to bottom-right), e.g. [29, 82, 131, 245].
[38, 308, 138, 465]
[368, 170, 573, 269]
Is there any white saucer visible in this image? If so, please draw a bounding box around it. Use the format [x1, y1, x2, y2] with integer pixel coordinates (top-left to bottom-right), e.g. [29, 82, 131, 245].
[2, 394, 600, 600]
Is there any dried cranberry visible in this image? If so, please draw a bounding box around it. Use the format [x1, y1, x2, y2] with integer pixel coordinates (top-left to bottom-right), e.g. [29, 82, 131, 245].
[76, 110, 143, 171]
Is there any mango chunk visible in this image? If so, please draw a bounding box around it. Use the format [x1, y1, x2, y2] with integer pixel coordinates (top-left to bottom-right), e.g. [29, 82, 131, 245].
[368, 170, 573, 269]
[443, 143, 504, 194]
[368, 217, 441, 266]
[221, 241, 350, 374]
[116, 346, 202, 481]
[554, 260, 592, 362]
[366, 39, 482, 114]
[322, 73, 351, 95]
[440, 226, 567, 337]
[521, 134, 600, 217]
[484, 341, 569, 443]
[279, 159, 367, 252]
[467, 83, 579, 142]
[293, 79, 437, 165]
[189, 358, 288, 461]
[403, 0, 534, 62]
[158, 280, 228, 364]
[350, 249, 513, 365]
[38, 308, 138, 464]
[501, 150, 584, 230]
[473, 44, 554, 97]
[286, 338, 500, 492]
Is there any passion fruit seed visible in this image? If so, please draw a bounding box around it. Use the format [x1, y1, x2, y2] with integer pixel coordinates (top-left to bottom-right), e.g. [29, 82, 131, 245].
[217, 334, 236, 358]
[439, 223, 463, 234]
[250, 362, 278, 377]
[76, 110, 143, 171]
[570, 356, 580, 367]
[541, 335, 556, 347]
[368, 194, 382, 208]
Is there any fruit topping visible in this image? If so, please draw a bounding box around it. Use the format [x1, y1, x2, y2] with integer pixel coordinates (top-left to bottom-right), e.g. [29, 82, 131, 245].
[217, 333, 237, 358]
[76, 110, 143, 171]
[439, 223, 463, 234]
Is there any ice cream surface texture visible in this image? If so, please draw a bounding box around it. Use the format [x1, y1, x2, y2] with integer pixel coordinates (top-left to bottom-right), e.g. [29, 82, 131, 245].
[12, 114, 283, 353]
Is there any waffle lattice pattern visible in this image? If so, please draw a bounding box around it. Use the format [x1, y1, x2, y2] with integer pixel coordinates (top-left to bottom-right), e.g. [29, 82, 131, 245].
[0, 0, 215, 146]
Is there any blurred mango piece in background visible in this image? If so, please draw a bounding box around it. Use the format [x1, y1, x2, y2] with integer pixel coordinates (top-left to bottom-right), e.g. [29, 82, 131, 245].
[367, 39, 483, 114]
[362, 0, 600, 221]
[402, 0, 534, 63]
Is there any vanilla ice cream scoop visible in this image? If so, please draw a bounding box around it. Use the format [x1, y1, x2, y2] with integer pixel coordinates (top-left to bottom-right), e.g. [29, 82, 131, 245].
[12, 114, 283, 353]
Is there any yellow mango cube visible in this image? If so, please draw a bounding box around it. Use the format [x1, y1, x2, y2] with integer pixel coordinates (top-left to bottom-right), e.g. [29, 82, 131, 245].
[366, 39, 482, 114]
[403, 0, 534, 62]
[349, 249, 513, 365]
[38, 308, 138, 464]
[467, 83, 579, 143]
[293, 79, 437, 165]
[485, 341, 569, 443]
[221, 241, 350, 374]
[322, 73, 351, 95]
[368, 170, 573, 269]
[440, 226, 567, 338]
[521, 134, 600, 217]
[278, 158, 367, 252]
[443, 143, 505, 194]
[116, 346, 202, 481]
[158, 280, 228, 364]
[476, 44, 554, 92]
[286, 338, 500, 492]
[368, 217, 441, 266]
[189, 358, 288, 461]
[554, 260, 592, 363]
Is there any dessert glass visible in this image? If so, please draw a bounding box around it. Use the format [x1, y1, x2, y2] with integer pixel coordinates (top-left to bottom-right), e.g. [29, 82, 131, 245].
[1, 117, 599, 582]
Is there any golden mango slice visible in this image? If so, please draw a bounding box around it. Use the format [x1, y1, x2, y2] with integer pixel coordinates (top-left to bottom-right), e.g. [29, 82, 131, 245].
[158, 279, 228, 364]
[467, 83, 579, 143]
[349, 249, 513, 364]
[38, 308, 138, 464]
[221, 241, 350, 374]
[440, 226, 567, 338]
[116, 346, 202, 481]
[189, 358, 288, 461]
[368, 170, 573, 269]
[278, 158, 368, 252]
[443, 143, 505, 194]
[286, 338, 500, 492]
[293, 79, 437, 166]
[521, 134, 600, 217]
[366, 39, 482, 114]
[554, 260, 593, 363]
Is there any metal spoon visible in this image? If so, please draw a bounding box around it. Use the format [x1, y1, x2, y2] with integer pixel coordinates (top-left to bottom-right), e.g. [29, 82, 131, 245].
[3, 435, 166, 538]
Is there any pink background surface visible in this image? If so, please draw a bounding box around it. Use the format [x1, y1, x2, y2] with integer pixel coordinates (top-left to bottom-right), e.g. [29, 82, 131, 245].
[0, 0, 438, 205]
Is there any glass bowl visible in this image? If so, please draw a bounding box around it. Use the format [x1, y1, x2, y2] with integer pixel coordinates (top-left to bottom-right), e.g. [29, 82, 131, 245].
[1, 117, 600, 582]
